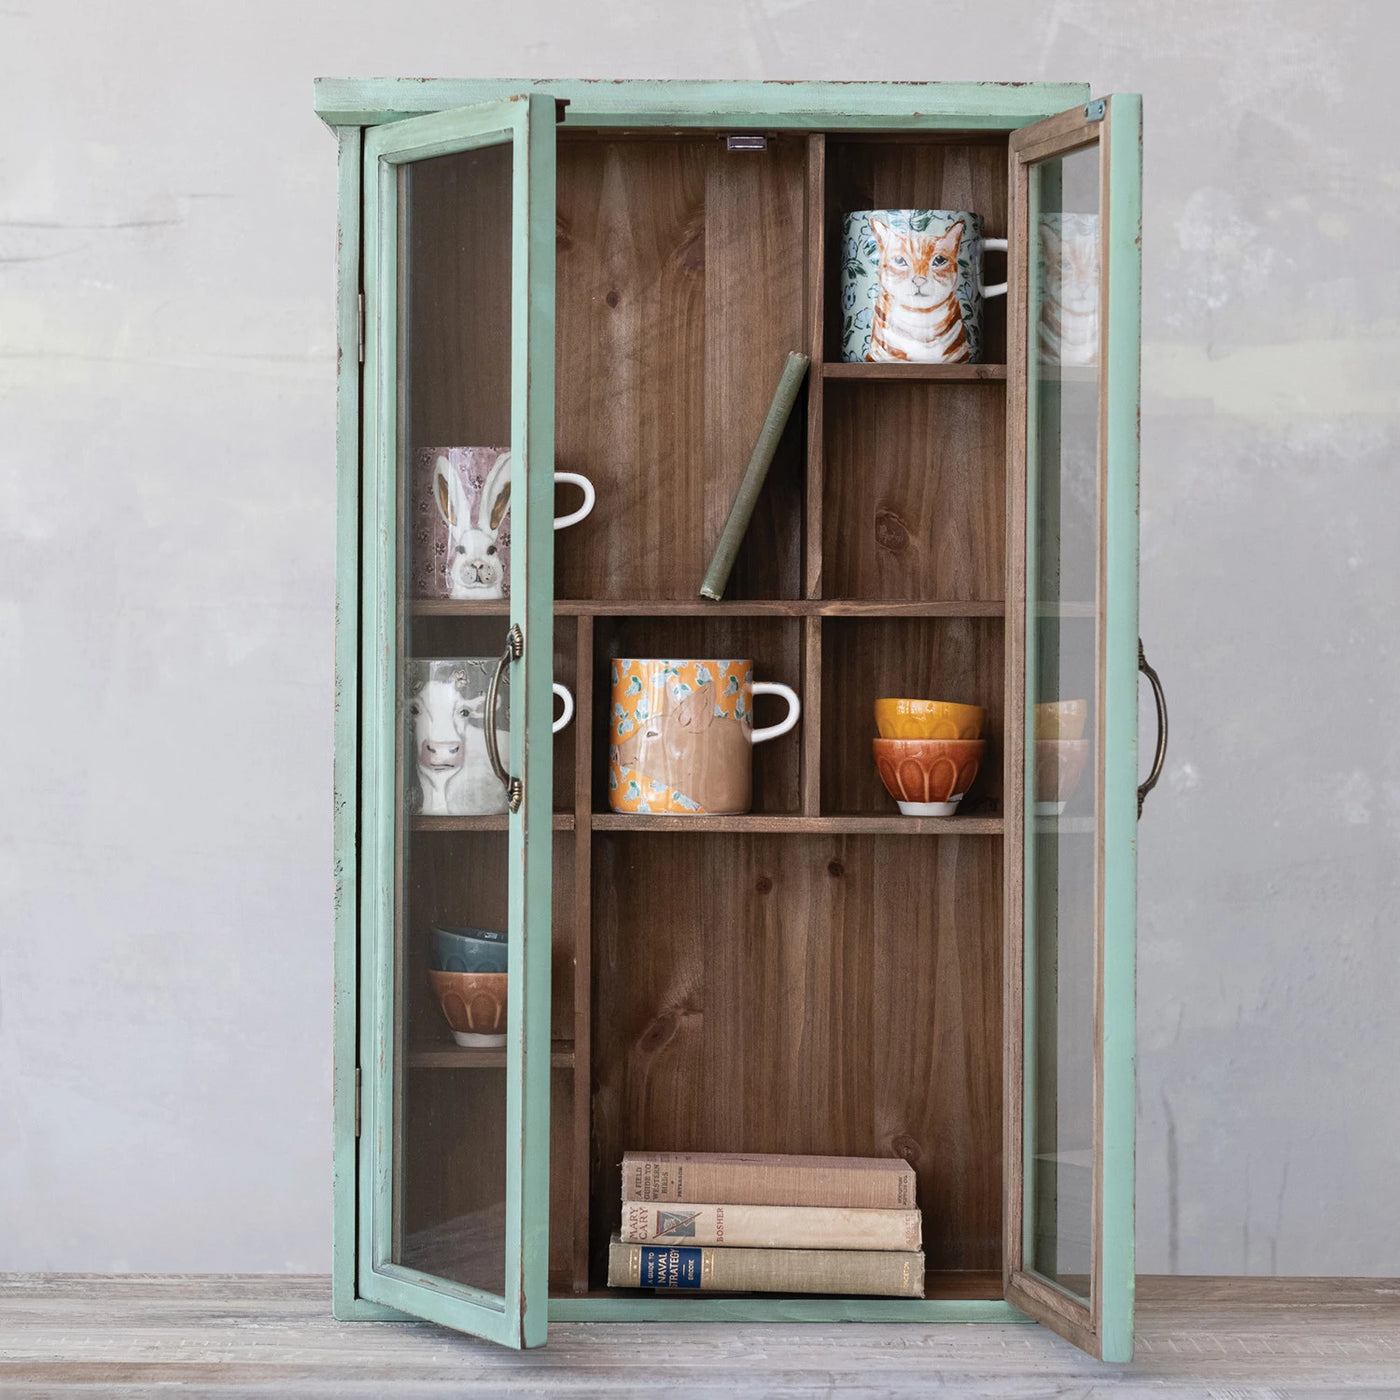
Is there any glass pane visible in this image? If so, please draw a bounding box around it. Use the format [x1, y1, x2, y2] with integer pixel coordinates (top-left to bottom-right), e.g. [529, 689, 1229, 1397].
[1026, 140, 1100, 1300]
[394, 136, 514, 1296]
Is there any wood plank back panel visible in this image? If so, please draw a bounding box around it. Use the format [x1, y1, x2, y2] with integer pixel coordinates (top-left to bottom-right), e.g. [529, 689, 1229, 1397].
[401, 1067, 575, 1294]
[591, 832, 1003, 1285]
[821, 617, 1005, 815]
[822, 380, 1006, 601]
[405, 143, 513, 450]
[823, 137, 1010, 366]
[553, 134, 807, 601]
[589, 615, 805, 815]
[401, 831, 577, 1292]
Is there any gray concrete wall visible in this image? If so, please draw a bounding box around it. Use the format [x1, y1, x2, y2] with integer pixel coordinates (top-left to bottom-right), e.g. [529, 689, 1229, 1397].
[2, 0, 1394, 1275]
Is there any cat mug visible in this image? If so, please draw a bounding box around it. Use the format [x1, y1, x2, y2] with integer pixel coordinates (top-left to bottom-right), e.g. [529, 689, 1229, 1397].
[840, 209, 1008, 364]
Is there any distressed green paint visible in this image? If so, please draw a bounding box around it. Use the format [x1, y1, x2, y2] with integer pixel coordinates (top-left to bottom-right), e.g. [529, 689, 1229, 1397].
[550, 1297, 1032, 1323]
[515, 92, 557, 1351]
[1098, 92, 1142, 1367]
[1020, 162, 1044, 1280]
[331, 122, 403, 1325]
[356, 94, 555, 1349]
[314, 78, 1090, 131]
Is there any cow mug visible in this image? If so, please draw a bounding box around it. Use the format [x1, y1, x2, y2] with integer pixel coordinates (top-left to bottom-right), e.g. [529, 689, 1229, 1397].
[407, 657, 574, 816]
[839, 209, 1008, 365]
[411, 447, 596, 601]
[608, 658, 801, 816]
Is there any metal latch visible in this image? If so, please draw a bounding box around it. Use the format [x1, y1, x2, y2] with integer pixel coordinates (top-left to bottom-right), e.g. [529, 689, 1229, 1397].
[1085, 98, 1106, 122]
[726, 134, 768, 152]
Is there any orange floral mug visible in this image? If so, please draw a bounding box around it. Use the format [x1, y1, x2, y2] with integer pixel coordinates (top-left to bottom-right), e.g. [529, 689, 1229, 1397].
[609, 659, 800, 815]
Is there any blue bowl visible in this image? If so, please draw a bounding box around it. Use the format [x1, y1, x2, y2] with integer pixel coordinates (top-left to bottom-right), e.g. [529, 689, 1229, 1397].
[431, 925, 509, 974]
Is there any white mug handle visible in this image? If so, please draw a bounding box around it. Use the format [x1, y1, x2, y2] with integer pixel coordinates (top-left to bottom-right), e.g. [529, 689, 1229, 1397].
[552, 683, 574, 735]
[981, 237, 1009, 299]
[750, 682, 801, 744]
[554, 472, 595, 531]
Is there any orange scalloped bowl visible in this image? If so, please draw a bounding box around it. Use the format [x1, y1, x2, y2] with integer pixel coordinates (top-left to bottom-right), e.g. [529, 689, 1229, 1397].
[428, 969, 508, 1048]
[873, 737, 986, 816]
[874, 698, 986, 741]
[1034, 738, 1090, 816]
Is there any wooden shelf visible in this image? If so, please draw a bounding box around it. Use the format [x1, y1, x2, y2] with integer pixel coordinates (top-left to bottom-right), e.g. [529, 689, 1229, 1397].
[407, 1039, 575, 1070]
[409, 814, 576, 832]
[591, 813, 1003, 835]
[412, 599, 1005, 619]
[823, 362, 1007, 381]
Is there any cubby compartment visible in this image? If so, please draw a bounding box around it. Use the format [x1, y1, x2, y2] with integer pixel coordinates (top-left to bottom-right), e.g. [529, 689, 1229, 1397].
[820, 616, 1004, 817]
[822, 135, 1010, 367]
[589, 614, 809, 816]
[589, 830, 1004, 1293]
[821, 379, 1006, 602]
[552, 131, 810, 602]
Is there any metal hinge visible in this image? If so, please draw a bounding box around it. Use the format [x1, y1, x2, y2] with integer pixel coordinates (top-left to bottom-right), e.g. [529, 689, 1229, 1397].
[1085, 98, 1106, 122]
[357, 294, 365, 363]
[354, 1067, 362, 1137]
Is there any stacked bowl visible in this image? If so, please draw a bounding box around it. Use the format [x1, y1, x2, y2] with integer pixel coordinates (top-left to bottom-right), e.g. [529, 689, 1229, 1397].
[428, 925, 508, 1048]
[872, 699, 987, 817]
[1034, 700, 1089, 816]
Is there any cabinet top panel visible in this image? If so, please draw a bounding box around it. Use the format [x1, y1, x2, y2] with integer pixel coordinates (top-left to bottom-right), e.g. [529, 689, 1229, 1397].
[313, 78, 1093, 130]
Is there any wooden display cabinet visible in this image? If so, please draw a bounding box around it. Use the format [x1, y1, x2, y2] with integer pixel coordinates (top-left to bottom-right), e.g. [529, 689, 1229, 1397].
[318, 79, 1153, 1361]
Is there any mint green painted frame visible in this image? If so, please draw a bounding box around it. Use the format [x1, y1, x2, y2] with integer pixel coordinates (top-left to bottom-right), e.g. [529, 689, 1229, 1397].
[321, 78, 1145, 1348]
[315, 78, 1092, 131]
[1007, 95, 1141, 1363]
[356, 93, 556, 1349]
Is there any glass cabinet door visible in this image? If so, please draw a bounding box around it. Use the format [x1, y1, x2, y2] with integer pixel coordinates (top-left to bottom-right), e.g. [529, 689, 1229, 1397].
[358, 94, 556, 1348]
[1005, 96, 1141, 1363]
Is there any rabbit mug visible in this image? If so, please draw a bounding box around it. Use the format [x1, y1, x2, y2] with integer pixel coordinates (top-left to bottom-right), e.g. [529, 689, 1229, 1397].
[840, 209, 1008, 364]
[411, 447, 596, 601]
[609, 659, 801, 816]
[407, 657, 575, 816]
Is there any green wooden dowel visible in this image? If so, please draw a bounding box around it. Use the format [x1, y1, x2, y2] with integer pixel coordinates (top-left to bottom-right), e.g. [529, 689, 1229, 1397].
[700, 350, 810, 601]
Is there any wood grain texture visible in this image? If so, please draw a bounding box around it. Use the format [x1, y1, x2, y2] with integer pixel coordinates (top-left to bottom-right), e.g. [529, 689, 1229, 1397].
[401, 830, 577, 1291]
[571, 616, 594, 1292]
[805, 133, 826, 599]
[552, 134, 806, 602]
[824, 363, 1007, 380]
[824, 138, 1010, 364]
[591, 814, 1003, 835]
[822, 381, 1006, 602]
[9, 1273, 1400, 1393]
[591, 833, 1003, 1287]
[404, 143, 513, 450]
[821, 617, 1004, 816]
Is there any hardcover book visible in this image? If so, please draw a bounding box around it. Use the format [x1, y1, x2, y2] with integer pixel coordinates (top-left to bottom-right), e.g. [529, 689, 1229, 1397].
[621, 1201, 922, 1251]
[621, 1151, 916, 1209]
[608, 1235, 924, 1298]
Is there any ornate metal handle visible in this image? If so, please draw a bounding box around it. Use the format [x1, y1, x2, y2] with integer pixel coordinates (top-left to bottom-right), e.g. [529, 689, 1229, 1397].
[1138, 638, 1167, 819]
[484, 624, 524, 814]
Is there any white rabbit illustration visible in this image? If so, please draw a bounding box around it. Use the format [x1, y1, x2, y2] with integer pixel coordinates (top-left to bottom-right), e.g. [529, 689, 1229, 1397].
[434, 451, 511, 600]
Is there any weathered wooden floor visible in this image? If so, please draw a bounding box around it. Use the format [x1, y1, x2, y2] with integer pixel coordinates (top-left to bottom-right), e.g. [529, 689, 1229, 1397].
[1, 1275, 1398, 1397]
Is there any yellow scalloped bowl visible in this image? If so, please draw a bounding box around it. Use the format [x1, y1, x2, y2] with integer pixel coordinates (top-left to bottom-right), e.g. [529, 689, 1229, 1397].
[875, 698, 986, 741]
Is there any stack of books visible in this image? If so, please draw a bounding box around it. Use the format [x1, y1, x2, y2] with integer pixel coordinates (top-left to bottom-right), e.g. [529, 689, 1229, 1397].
[607, 1151, 925, 1298]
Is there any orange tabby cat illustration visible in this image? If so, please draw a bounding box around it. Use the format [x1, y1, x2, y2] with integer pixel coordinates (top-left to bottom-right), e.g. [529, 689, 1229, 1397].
[867, 218, 968, 363]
